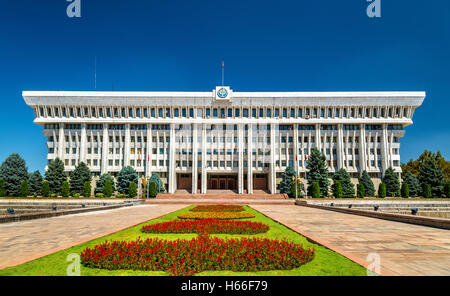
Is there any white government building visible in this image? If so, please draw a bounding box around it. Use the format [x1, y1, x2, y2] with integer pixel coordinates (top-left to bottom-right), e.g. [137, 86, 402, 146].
[22, 86, 425, 194]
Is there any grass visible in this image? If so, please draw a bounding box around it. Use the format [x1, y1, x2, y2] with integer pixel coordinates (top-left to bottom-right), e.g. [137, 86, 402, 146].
[0, 206, 367, 276]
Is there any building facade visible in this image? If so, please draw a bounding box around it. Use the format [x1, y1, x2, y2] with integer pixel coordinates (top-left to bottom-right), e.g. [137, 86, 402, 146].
[23, 87, 425, 194]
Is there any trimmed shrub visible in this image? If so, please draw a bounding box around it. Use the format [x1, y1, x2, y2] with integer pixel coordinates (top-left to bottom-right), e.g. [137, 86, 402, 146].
[422, 184, 432, 198]
[402, 172, 421, 197]
[103, 180, 113, 197]
[149, 181, 157, 198]
[81, 234, 315, 276]
[444, 182, 450, 198]
[401, 182, 410, 198]
[357, 183, 365, 199]
[83, 181, 91, 198]
[41, 181, 50, 197]
[378, 183, 386, 198]
[73, 193, 81, 198]
[96, 193, 104, 198]
[61, 181, 70, 197]
[359, 170, 375, 197]
[128, 181, 137, 198]
[383, 167, 400, 197]
[116, 193, 125, 198]
[333, 180, 343, 199]
[0, 178, 5, 197]
[332, 168, 355, 198]
[95, 173, 116, 194]
[19, 180, 29, 197]
[312, 181, 320, 198]
[117, 166, 138, 194]
[70, 162, 91, 195]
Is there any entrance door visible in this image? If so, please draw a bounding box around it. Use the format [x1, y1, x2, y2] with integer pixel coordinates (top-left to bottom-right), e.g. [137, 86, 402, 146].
[208, 175, 238, 190]
[177, 174, 192, 190]
[253, 174, 268, 190]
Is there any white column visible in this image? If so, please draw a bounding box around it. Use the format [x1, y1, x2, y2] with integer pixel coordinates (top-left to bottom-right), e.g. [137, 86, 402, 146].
[201, 124, 207, 194]
[315, 123, 321, 152]
[192, 123, 198, 194]
[247, 123, 253, 194]
[238, 123, 244, 194]
[145, 124, 151, 178]
[168, 123, 176, 193]
[337, 124, 344, 169]
[381, 124, 389, 173]
[293, 124, 299, 173]
[359, 124, 367, 175]
[269, 123, 276, 194]
[124, 124, 130, 167]
[101, 124, 108, 174]
[80, 124, 87, 163]
[58, 125, 64, 160]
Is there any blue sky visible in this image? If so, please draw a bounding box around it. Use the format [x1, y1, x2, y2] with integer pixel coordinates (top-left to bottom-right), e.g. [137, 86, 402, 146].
[0, 0, 449, 173]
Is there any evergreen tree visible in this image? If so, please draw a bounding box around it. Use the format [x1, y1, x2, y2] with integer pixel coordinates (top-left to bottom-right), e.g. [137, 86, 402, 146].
[19, 180, 29, 197]
[41, 181, 50, 197]
[383, 167, 400, 197]
[95, 173, 116, 194]
[69, 162, 91, 195]
[45, 158, 66, 194]
[0, 153, 28, 197]
[312, 181, 321, 198]
[357, 183, 365, 199]
[117, 166, 138, 194]
[332, 168, 355, 198]
[418, 156, 445, 197]
[149, 182, 157, 198]
[278, 166, 296, 194]
[402, 171, 421, 197]
[61, 181, 70, 197]
[149, 173, 165, 193]
[128, 181, 137, 198]
[444, 182, 450, 198]
[306, 148, 330, 197]
[289, 178, 304, 198]
[103, 180, 113, 197]
[28, 170, 43, 195]
[422, 184, 432, 198]
[378, 183, 386, 198]
[401, 150, 450, 180]
[401, 182, 409, 198]
[83, 181, 91, 198]
[358, 170, 375, 197]
[333, 180, 343, 198]
[0, 178, 5, 197]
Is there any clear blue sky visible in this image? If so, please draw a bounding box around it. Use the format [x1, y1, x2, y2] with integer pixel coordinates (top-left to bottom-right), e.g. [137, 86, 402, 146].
[0, 0, 449, 173]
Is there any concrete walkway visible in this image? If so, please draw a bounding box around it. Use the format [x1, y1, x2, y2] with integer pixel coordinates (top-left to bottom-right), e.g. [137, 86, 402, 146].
[252, 205, 450, 276]
[0, 204, 185, 269]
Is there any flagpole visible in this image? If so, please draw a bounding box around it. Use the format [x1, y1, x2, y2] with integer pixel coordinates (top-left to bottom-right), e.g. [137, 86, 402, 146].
[222, 61, 224, 86]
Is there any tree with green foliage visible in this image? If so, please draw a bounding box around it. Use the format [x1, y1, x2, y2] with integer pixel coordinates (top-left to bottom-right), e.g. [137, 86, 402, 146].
[312, 181, 320, 198]
[0, 153, 28, 197]
[45, 158, 66, 194]
[149, 182, 157, 198]
[83, 181, 91, 198]
[306, 148, 330, 197]
[103, 180, 113, 197]
[333, 180, 343, 198]
[383, 167, 400, 197]
[332, 168, 355, 198]
[358, 171, 375, 197]
[149, 173, 165, 193]
[69, 162, 91, 195]
[418, 156, 445, 197]
[117, 166, 138, 194]
[402, 171, 421, 197]
[128, 181, 137, 198]
[278, 166, 296, 194]
[401, 150, 450, 181]
[401, 182, 410, 198]
[422, 183, 432, 198]
[19, 180, 29, 197]
[41, 181, 50, 197]
[289, 178, 304, 198]
[61, 181, 70, 197]
[444, 182, 450, 198]
[378, 183, 386, 198]
[0, 178, 5, 197]
[95, 173, 116, 194]
[357, 183, 365, 199]
[28, 171, 43, 195]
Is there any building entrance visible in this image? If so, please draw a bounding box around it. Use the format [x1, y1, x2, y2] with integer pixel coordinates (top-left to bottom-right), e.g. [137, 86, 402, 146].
[207, 174, 237, 190]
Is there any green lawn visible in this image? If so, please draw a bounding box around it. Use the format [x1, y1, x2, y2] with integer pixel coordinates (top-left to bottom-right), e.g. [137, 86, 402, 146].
[0, 206, 367, 276]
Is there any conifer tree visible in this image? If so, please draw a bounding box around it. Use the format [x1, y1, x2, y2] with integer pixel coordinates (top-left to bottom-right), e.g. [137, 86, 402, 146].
[418, 156, 445, 197]
[83, 181, 91, 198]
[19, 180, 29, 197]
[333, 180, 343, 198]
[422, 183, 432, 198]
[61, 181, 70, 197]
[149, 173, 165, 193]
[45, 158, 66, 194]
[312, 181, 321, 198]
[401, 182, 409, 198]
[103, 179, 113, 197]
[358, 170, 375, 197]
[0, 153, 28, 197]
[69, 162, 91, 195]
[117, 166, 138, 194]
[28, 170, 43, 195]
[378, 183, 386, 198]
[383, 167, 400, 197]
[332, 168, 355, 198]
[0, 178, 5, 197]
[402, 171, 421, 197]
[128, 181, 137, 198]
[95, 173, 116, 194]
[41, 181, 50, 197]
[306, 148, 330, 197]
[357, 183, 365, 199]
[278, 166, 296, 194]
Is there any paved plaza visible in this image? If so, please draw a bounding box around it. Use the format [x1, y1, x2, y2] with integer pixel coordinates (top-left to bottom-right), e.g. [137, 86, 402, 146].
[0, 204, 185, 269]
[252, 205, 450, 276]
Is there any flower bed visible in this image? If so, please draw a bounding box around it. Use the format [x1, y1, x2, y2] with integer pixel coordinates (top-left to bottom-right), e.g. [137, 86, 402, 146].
[177, 212, 255, 220]
[142, 219, 269, 234]
[189, 205, 245, 212]
[81, 234, 315, 276]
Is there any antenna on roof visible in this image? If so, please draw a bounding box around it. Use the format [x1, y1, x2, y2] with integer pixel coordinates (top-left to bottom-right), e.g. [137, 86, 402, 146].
[94, 56, 97, 91]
